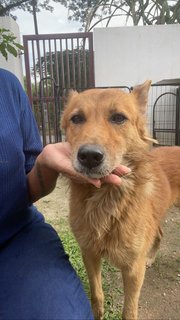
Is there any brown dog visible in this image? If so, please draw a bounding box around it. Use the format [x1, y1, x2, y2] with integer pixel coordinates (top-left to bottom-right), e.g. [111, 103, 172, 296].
[61, 81, 180, 320]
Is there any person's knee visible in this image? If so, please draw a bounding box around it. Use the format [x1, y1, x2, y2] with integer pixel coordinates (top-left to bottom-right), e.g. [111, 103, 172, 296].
[0, 221, 94, 319]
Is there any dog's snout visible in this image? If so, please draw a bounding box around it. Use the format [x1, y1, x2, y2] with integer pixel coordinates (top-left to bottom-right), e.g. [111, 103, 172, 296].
[78, 144, 104, 169]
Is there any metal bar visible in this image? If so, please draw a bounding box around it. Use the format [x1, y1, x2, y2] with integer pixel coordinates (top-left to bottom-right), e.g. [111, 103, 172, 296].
[32, 40, 38, 98]
[23, 36, 32, 105]
[60, 39, 65, 89]
[151, 82, 180, 87]
[71, 38, 76, 88]
[65, 38, 70, 88]
[39, 79, 47, 145]
[175, 87, 180, 145]
[42, 40, 48, 94]
[153, 128, 178, 132]
[77, 38, 81, 89]
[54, 80, 62, 142]
[49, 39, 54, 89]
[82, 40, 87, 88]
[54, 39, 60, 86]
[88, 32, 95, 87]
[23, 32, 92, 41]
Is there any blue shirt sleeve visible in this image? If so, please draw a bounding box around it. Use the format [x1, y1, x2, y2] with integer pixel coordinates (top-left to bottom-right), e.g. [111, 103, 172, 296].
[0, 68, 43, 245]
[18, 83, 43, 173]
[1, 68, 43, 173]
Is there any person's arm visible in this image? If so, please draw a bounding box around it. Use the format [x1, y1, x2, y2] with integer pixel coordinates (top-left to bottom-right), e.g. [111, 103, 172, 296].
[27, 156, 59, 203]
[27, 142, 131, 203]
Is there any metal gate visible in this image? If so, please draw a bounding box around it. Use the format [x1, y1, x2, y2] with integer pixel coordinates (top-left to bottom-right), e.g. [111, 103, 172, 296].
[23, 32, 95, 145]
[152, 84, 180, 146]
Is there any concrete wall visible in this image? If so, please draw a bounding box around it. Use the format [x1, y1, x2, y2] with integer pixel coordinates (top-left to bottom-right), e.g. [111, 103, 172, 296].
[94, 24, 180, 87]
[0, 17, 23, 84]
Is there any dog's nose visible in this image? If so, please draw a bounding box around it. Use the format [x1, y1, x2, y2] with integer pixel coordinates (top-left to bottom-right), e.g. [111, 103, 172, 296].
[77, 144, 104, 169]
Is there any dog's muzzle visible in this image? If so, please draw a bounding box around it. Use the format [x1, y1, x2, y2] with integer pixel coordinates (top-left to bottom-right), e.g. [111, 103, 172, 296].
[77, 144, 105, 170]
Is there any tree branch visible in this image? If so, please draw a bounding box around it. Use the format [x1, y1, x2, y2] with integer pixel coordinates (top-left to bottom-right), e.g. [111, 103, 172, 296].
[0, 0, 30, 16]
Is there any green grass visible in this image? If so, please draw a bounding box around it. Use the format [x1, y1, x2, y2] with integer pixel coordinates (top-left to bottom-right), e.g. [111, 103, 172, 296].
[59, 217, 123, 319]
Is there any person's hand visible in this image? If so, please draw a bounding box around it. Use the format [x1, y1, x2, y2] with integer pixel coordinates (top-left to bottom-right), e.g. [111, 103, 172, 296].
[39, 142, 131, 188]
[28, 142, 131, 202]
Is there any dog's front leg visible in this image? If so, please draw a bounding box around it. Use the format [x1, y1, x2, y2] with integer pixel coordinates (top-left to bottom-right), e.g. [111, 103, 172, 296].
[82, 251, 104, 320]
[121, 259, 146, 320]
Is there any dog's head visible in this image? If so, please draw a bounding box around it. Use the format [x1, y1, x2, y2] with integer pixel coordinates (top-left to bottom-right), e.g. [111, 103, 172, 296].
[61, 80, 154, 178]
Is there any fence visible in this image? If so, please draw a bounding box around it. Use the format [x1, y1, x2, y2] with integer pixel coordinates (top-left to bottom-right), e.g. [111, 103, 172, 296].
[150, 82, 180, 146]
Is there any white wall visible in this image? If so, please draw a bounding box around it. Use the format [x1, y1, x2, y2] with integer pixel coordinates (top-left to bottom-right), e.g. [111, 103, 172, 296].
[0, 17, 23, 84]
[94, 25, 180, 87]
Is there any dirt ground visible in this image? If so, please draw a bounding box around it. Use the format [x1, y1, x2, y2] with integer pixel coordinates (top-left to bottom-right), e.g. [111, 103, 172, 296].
[36, 177, 180, 320]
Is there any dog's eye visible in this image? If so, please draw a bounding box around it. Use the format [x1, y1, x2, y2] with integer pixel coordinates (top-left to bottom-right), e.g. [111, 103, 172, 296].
[70, 114, 85, 124]
[109, 113, 127, 124]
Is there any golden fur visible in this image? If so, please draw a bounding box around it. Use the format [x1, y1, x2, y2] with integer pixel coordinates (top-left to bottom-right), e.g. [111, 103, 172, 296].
[61, 81, 180, 320]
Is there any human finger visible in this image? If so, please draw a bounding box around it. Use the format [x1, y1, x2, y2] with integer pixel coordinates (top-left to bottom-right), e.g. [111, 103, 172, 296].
[112, 165, 131, 177]
[101, 173, 122, 186]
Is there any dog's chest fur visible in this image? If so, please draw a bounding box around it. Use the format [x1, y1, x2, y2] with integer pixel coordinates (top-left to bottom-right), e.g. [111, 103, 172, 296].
[69, 173, 155, 267]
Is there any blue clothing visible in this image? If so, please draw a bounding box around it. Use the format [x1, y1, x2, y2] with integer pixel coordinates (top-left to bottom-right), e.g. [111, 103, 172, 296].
[0, 69, 93, 319]
[0, 68, 43, 245]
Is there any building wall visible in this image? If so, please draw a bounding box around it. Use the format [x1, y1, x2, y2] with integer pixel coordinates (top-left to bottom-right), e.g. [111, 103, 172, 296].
[93, 24, 180, 87]
[0, 16, 23, 84]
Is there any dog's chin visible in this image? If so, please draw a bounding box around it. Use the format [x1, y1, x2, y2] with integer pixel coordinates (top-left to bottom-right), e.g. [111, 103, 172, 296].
[85, 172, 106, 179]
[81, 170, 107, 179]
[74, 165, 110, 179]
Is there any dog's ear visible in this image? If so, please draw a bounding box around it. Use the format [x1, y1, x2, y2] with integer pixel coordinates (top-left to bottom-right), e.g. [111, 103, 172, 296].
[66, 90, 79, 104]
[61, 90, 79, 130]
[132, 80, 158, 145]
[132, 80, 151, 114]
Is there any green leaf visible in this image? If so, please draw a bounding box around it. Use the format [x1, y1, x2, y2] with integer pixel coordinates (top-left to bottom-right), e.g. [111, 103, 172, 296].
[3, 34, 14, 41]
[0, 28, 9, 33]
[14, 42, 24, 50]
[7, 44, 18, 57]
[0, 43, 8, 60]
[0, 27, 24, 59]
